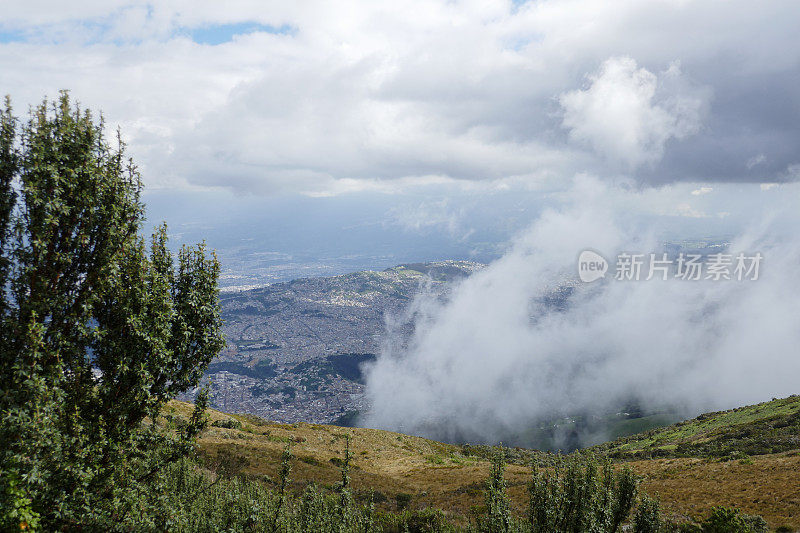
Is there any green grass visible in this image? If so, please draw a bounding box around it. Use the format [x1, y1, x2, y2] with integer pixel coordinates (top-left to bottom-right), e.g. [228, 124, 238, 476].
[605, 413, 683, 441]
[593, 395, 800, 459]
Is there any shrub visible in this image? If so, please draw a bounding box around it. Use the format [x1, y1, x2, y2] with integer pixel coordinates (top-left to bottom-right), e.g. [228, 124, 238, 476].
[484, 449, 512, 533]
[211, 418, 243, 430]
[396, 492, 413, 510]
[528, 453, 638, 533]
[633, 494, 661, 533]
[700, 506, 767, 533]
[377, 508, 451, 533]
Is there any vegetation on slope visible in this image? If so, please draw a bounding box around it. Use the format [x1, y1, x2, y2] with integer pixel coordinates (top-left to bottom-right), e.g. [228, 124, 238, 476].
[592, 395, 800, 459]
[141, 407, 658, 532]
[180, 397, 800, 530]
[630, 452, 800, 530]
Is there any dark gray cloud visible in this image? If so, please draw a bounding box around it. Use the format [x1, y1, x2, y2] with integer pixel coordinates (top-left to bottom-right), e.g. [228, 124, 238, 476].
[639, 59, 800, 184]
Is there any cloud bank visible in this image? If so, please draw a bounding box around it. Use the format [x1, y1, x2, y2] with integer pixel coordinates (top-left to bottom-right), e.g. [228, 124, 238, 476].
[362, 177, 800, 448]
[2, 1, 799, 193]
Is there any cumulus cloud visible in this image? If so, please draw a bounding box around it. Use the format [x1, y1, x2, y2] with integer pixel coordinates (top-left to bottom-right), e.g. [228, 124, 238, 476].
[1, 1, 799, 193]
[362, 177, 800, 448]
[559, 57, 708, 169]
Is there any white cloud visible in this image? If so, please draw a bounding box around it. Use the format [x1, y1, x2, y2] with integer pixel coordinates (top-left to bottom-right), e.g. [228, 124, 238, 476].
[691, 186, 712, 195]
[363, 177, 800, 446]
[674, 202, 708, 218]
[389, 199, 473, 239]
[0, 1, 798, 194]
[559, 57, 707, 169]
[747, 154, 766, 169]
[784, 164, 800, 181]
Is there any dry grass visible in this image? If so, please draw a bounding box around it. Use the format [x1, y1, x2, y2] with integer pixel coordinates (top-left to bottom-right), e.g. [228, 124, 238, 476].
[168, 401, 800, 528]
[630, 452, 800, 529]
[169, 401, 531, 517]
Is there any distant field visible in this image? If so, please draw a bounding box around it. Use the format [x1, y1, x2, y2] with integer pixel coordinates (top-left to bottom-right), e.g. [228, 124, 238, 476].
[170, 394, 800, 529]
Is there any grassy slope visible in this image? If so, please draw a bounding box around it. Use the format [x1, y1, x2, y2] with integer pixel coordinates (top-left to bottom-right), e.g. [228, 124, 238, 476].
[589, 395, 800, 528]
[169, 394, 800, 529]
[168, 401, 536, 518]
[631, 452, 800, 528]
[591, 395, 800, 459]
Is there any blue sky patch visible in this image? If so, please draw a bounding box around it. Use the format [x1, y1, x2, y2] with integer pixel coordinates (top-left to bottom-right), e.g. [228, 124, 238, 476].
[183, 22, 294, 45]
[0, 28, 27, 44]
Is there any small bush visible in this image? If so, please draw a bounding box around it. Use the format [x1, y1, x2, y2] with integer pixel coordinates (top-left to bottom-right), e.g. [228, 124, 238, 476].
[483, 450, 511, 533]
[377, 508, 450, 533]
[355, 489, 388, 504]
[700, 506, 767, 533]
[298, 455, 321, 466]
[528, 452, 639, 532]
[211, 417, 243, 430]
[634, 494, 661, 533]
[396, 492, 413, 510]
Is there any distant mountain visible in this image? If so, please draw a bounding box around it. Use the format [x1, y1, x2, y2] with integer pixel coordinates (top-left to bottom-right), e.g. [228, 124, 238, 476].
[186, 261, 483, 423]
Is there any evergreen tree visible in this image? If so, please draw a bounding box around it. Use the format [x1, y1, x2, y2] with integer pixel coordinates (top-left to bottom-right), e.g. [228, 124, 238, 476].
[0, 92, 224, 531]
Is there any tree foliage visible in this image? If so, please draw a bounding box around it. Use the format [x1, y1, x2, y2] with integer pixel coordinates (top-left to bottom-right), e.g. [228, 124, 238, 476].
[0, 92, 224, 530]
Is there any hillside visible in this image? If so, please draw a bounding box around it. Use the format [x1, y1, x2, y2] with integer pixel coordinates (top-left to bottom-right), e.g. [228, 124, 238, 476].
[171, 394, 800, 530]
[592, 395, 800, 529]
[185, 261, 483, 424]
[168, 400, 537, 518]
[592, 394, 800, 459]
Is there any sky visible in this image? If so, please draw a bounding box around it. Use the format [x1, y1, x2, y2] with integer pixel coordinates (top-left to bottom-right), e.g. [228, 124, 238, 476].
[1, 1, 799, 270]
